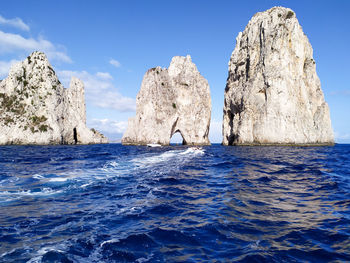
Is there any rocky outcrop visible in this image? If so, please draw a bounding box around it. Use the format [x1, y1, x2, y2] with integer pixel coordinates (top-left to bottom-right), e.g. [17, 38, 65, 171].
[223, 7, 334, 145]
[0, 51, 107, 145]
[122, 55, 211, 145]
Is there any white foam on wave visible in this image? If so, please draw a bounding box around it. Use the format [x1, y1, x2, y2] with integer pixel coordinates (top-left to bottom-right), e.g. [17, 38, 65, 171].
[27, 244, 68, 263]
[29, 147, 205, 187]
[32, 168, 100, 185]
[132, 147, 205, 168]
[0, 247, 17, 258]
[136, 253, 155, 263]
[32, 172, 76, 183]
[33, 174, 44, 180]
[48, 177, 69, 182]
[0, 187, 63, 202]
[1, 160, 130, 203]
[132, 150, 181, 168]
[101, 161, 118, 171]
[100, 238, 120, 248]
[80, 182, 92, 188]
[180, 147, 205, 155]
[42, 160, 126, 188]
[0, 147, 206, 203]
[108, 161, 119, 168]
[23, 163, 122, 196]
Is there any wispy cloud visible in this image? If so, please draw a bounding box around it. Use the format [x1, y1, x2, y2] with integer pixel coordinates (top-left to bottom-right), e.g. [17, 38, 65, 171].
[330, 90, 350, 96]
[0, 15, 30, 31]
[87, 118, 128, 141]
[109, 59, 121, 68]
[88, 118, 128, 134]
[334, 131, 350, 141]
[94, 90, 135, 111]
[59, 70, 114, 90]
[0, 59, 19, 78]
[96, 72, 113, 80]
[58, 70, 135, 112]
[0, 31, 72, 63]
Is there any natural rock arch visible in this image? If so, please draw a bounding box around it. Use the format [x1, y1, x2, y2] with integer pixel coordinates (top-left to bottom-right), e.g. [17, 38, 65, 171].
[170, 130, 186, 145]
[122, 55, 211, 146]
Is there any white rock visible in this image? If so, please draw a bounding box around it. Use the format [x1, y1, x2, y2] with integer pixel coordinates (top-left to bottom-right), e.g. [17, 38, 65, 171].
[223, 7, 334, 145]
[0, 51, 107, 145]
[122, 55, 211, 145]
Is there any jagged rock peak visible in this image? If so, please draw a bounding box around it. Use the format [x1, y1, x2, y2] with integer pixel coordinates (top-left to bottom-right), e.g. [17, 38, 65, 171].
[0, 51, 107, 145]
[168, 55, 197, 76]
[122, 55, 211, 146]
[222, 7, 334, 145]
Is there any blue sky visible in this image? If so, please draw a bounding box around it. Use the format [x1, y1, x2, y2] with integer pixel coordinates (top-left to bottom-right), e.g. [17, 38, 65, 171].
[0, 0, 349, 143]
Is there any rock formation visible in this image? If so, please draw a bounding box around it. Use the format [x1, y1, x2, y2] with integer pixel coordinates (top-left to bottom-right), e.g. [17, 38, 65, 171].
[0, 51, 107, 145]
[223, 6, 334, 145]
[122, 55, 211, 145]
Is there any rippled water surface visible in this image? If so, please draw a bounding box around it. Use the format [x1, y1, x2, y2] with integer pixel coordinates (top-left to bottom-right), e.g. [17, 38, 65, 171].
[0, 144, 349, 262]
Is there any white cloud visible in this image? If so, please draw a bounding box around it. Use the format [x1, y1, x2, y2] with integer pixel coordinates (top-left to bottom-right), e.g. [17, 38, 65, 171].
[0, 15, 30, 31]
[94, 90, 135, 111]
[0, 59, 19, 78]
[58, 70, 136, 112]
[334, 131, 350, 141]
[96, 72, 113, 80]
[0, 30, 71, 63]
[109, 59, 121, 68]
[88, 118, 128, 135]
[59, 70, 114, 90]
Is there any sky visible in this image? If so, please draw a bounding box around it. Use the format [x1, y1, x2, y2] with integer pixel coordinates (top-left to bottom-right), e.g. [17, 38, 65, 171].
[0, 0, 349, 143]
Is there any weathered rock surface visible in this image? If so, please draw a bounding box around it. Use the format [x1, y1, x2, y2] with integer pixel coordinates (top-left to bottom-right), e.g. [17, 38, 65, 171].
[223, 7, 334, 145]
[0, 51, 107, 145]
[122, 55, 211, 145]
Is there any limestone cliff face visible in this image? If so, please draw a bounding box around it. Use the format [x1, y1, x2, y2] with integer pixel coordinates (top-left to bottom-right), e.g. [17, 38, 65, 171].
[0, 51, 107, 145]
[222, 7, 334, 145]
[122, 55, 211, 145]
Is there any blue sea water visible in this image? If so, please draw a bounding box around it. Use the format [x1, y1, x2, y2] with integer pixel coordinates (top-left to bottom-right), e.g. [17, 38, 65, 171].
[0, 144, 349, 262]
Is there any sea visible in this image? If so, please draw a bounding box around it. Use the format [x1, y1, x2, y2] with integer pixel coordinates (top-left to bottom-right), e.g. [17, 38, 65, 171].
[0, 144, 349, 262]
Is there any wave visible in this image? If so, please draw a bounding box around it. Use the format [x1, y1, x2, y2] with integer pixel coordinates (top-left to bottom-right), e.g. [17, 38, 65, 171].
[1, 147, 205, 203]
[0, 147, 206, 203]
[132, 147, 205, 168]
[0, 187, 63, 202]
[27, 244, 69, 263]
[1, 144, 349, 262]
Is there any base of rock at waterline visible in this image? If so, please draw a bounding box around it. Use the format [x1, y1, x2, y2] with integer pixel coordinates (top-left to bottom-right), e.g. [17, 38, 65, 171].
[223, 142, 335, 147]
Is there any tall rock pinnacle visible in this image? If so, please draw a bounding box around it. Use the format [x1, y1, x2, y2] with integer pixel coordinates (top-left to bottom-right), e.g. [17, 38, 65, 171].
[122, 55, 211, 145]
[222, 7, 334, 145]
[0, 51, 107, 145]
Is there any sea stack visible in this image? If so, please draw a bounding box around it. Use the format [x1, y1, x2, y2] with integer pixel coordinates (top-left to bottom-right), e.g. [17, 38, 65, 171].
[0, 51, 107, 145]
[222, 7, 334, 145]
[122, 55, 211, 145]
